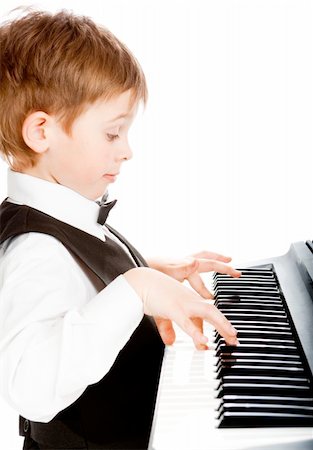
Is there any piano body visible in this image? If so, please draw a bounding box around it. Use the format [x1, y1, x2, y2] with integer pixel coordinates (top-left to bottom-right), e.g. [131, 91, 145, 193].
[149, 241, 313, 450]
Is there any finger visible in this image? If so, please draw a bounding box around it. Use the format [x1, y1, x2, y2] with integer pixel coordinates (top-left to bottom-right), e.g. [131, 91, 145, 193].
[154, 318, 176, 345]
[196, 343, 209, 350]
[155, 257, 199, 282]
[204, 303, 239, 345]
[155, 318, 176, 345]
[195, 259, 241, 278]
[173, 310, 209, 348]
[191, 317, 209, 350]
[191, 316, 203, 334]
[187, 271, 213, 299]
[191, 250, 232, 263]
[187, 301, 238, 346]
[171, 257, 199, 281]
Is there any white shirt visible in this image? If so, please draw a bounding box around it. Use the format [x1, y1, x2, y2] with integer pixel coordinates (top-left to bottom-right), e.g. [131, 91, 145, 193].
[0, 169, 144, 422]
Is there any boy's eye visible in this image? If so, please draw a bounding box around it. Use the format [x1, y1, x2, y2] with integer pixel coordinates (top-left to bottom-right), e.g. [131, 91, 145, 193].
[106, 133, 119, 142]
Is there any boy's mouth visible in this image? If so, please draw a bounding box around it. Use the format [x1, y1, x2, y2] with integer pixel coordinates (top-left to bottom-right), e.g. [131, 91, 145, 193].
[103, 173, 119, 182]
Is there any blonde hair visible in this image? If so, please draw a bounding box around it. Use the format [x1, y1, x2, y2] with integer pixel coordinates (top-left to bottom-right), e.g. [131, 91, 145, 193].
[0, 9, 148, 170]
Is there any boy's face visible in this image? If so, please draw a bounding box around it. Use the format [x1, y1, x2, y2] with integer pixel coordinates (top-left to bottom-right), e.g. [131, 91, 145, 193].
[39, 89, 137, 200]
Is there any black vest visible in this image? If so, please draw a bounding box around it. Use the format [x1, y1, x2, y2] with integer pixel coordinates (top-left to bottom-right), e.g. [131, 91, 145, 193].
[0, 199, 164, 449]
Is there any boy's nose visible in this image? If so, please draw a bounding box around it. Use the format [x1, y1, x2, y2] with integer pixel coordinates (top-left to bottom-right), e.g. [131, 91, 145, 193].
[120, 142, 133, 161]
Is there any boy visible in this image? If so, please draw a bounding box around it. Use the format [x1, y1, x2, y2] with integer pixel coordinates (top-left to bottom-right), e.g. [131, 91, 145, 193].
[0, 9, 240, 450]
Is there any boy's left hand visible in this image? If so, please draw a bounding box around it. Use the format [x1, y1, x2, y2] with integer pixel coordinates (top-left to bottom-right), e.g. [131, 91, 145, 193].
[147, 251, 241, 348]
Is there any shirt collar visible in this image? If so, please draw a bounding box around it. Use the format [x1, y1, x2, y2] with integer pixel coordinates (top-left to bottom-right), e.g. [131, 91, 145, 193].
[6, 168, 107, 241]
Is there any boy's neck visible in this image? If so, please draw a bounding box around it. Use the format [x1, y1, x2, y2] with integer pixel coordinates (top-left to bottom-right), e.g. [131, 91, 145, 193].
[19, 165, 58, 185]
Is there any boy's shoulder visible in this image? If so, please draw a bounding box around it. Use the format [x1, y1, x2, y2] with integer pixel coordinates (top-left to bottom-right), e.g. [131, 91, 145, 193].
[1, 231, 72, 265]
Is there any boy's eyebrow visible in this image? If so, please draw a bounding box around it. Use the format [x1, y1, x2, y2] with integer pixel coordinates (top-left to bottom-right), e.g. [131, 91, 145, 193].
[107, 112, 132, 123]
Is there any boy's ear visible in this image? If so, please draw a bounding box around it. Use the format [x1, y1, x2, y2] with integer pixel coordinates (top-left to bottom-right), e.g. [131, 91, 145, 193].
[22, 111, 51, 153]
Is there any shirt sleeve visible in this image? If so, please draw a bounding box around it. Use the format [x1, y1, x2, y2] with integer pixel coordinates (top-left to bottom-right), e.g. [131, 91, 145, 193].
[0, 232, 144, 422]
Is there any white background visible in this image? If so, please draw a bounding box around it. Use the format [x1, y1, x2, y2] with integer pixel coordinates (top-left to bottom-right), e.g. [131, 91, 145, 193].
[0, 1, 312, 448]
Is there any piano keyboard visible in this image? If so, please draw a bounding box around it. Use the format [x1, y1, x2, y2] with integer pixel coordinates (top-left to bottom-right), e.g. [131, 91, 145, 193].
[213, 267, 313, 428]
[149, 242, 313, 450]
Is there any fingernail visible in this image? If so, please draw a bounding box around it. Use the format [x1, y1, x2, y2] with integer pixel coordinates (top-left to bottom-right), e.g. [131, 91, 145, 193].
[228, 337, 239, 346]
[230, 325, 238, 335]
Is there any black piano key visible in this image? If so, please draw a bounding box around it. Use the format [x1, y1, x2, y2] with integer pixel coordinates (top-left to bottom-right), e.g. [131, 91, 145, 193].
[214, 288, 280, 296]
[217, 411, 313, 428]
[221, 313, 289, 322]
[216, 337, 296, 345]
[217, 356, 302, 363]
[214, 299, 286, 308]
[215, 302, 285, 310]
[216, 358, 303, 369]
[216, 382, 312, 398]
[215, 273, 274, 278]
[216, 343, 299, 355]
[213, 328, 295, 343]
[220, 394, 313, 407]
[227, 320, 292, 328]
[217, 351, 301, 362]
[215, 330, 293, 340]
[214, 272, 273, 277]
[213, 269, 274, 279]
[217, 357, 302, 368]
[214, 358, 304, 371]
[215, 323, 291, 331]
[215, 295, 282, 302]
[213, 279, 275, 283]
[213, 273, 275, 278]
[213, 272, 275, 277]
[214, 296, 283, 303]
[219, 310, 287, 319]
[237, 330, 293, 338]
[216, 338, 295, 348]
[215, 364, 305, 378]
[217, 403, 313, 419]
[212, 280, 278, 289]
[215, 304, 284, 313]
[213, 284, 278, 292]
[221, 375, 310, 386]
[219, 316, 288, 326]
[217, 305, 285, 313]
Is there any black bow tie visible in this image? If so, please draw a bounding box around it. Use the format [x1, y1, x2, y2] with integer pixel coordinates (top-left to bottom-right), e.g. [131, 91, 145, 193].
[96, 196, 117, 225]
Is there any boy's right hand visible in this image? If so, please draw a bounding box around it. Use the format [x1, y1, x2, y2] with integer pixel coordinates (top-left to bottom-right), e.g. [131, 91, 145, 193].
[123, 267, 238, 349]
